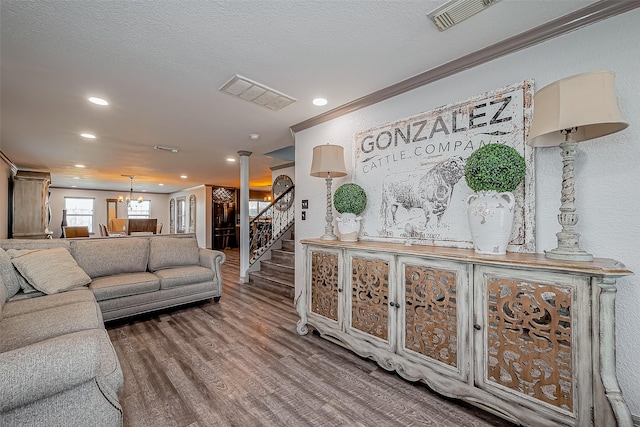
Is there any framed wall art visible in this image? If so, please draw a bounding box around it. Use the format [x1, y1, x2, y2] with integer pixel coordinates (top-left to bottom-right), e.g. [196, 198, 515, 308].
[352, 80, 535, 252]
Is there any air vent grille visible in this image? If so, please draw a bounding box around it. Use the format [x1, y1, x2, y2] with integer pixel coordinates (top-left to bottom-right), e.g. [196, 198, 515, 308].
[428, 0, 501, 31]
[219, 75, 296, 111]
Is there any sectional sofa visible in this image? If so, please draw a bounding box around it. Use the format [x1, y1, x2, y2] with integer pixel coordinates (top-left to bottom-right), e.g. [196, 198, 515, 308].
[0, 234, 226, 426]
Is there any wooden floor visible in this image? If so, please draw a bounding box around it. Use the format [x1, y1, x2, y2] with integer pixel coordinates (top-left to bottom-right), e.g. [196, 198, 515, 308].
[107, 249, 514, 427]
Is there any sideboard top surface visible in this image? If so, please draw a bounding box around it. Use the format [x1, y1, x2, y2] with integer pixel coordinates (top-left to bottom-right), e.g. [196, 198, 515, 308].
[300, 239, 633, 278]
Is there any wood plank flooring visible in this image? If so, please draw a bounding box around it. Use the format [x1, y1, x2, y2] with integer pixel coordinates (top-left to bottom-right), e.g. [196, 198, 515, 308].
[107, 249, 514, 427]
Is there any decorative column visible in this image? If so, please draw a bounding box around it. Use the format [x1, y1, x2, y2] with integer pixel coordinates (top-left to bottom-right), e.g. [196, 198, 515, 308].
[238, 150, 252, 283]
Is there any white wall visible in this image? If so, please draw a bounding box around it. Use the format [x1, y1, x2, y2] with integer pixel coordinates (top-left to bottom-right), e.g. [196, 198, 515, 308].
[168, 185, 210, 248]
[49, 187, 170, 239]
[294, 10, 640, 416]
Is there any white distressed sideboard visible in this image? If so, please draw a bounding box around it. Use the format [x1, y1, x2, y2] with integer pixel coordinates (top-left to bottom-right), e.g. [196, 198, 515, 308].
[296, 239, 634, 427]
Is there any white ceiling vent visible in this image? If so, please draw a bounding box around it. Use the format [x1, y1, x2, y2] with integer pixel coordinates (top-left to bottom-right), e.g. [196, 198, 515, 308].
[427, 0, 501, 31]
[219, 75, 296, 111]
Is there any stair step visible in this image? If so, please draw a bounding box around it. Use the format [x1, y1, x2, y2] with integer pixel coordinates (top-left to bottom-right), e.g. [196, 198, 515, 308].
[281, 239, 295, 252]
[270, 249, 295, 267]
[260, 259, 294, 280]
[248, 270, 294, 299]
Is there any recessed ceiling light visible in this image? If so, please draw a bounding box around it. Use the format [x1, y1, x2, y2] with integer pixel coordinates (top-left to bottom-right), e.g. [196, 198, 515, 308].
[142, 189, 147, 192]
[313, 98, 328, 106]
[159, 183, 164, 186]
[249, 134, 260, 140]
[73, 177, 80, 180]
[87, 97, 109, 106]
[71, 185, 77, 188]
[226, 157, 236, 162]
[180, 175, 187, 179]
[80, 133, 96, 139]
[75, 164, 85, 168]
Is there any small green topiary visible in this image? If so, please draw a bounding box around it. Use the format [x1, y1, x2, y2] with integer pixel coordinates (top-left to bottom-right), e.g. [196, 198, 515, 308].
[333, 183, 367, 215]
[464, 143, 526, 193]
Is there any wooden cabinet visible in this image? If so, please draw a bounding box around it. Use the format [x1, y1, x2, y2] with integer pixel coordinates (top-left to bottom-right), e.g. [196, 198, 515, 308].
[10, 171, 51, 239]
[297, 239, 634, 427]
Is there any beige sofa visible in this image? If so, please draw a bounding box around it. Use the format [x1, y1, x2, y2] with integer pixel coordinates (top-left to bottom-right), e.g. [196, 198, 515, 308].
[0, 234, 225, 321]
[0, 234, 225, 426]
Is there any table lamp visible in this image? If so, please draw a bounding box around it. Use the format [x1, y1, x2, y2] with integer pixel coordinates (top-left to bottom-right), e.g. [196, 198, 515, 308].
[527, 71, 628, 261]
[310, 144, 347, 240]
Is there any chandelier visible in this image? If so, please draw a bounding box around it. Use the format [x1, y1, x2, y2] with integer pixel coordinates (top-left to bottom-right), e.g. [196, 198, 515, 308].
[118, 175, 144, 206]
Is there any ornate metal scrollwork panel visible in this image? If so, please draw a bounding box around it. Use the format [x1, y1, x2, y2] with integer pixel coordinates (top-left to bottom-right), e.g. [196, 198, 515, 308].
[404, 265, 458, 367]
[486, 276, 573, 412]
[351, 257, 389, 341]
[310, 252, 339, 321]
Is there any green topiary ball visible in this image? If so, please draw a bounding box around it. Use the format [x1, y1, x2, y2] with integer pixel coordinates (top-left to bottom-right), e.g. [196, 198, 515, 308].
[333, 183, 367, 215]
[464, 143, 526, 193]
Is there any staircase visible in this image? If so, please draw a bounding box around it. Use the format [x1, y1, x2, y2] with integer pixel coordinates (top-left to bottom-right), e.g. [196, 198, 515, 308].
[248, 235, 295, 299]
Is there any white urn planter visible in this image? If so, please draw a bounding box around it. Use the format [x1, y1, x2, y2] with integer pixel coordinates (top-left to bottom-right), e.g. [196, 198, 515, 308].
[336, 213, 361, 242]
[467, 191, 515, 255]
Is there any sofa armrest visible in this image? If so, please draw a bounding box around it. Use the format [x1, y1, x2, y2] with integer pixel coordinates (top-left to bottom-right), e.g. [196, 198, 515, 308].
[199, 248, 225, 293]
[0, 330, 101, 412]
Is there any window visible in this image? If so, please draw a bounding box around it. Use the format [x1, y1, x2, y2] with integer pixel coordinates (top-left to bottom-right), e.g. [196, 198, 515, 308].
[64, 197, 94, 233]
[127, 200, 151, 218]
[176, 197, 186, 233]
[248, 200, 271, 217]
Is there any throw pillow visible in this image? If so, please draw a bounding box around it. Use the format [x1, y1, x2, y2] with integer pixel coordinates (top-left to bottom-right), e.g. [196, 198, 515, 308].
[16, 270, 39, 294]
[148, 236, 200, 272]
[7, 247, 91, 294]
[0, 277, 6, 317]
[0, 248, 21, 299]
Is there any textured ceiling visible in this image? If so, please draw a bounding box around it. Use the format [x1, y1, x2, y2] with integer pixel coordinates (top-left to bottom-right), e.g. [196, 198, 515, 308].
[0, 0, 597, 193]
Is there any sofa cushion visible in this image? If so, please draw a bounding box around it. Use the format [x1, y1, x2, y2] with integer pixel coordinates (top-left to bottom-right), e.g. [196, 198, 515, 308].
[0, 248, 21, 299]
[0, 277, 5, 319]
[3, 288, 95, 318]
[0, 239, 70, 251]
[89, 272, 160, 301]
[8, 248, 92, 295]
[71, 237, 150, 278]
[148, 236, 200, 272]
[154, 266, 215, 289]
[0, 301, 103, 353]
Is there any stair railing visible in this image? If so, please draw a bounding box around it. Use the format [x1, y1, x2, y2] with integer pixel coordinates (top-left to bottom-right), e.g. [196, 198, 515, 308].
[249, 185, 294, 265]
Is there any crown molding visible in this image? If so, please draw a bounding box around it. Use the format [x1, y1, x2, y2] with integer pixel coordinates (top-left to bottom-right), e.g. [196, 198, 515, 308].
[270, 162, 295, 171]
[0, 150, 18, 174]
[290, 0, 639, 134]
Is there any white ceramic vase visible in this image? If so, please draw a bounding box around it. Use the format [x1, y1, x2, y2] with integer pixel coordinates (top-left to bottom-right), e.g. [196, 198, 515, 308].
[336, 213, 361, 242]
[466, 191, 516, 255]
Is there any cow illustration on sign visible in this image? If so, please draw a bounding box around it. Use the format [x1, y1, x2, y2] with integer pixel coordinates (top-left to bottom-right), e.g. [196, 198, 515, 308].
[380, 156, 466, 231]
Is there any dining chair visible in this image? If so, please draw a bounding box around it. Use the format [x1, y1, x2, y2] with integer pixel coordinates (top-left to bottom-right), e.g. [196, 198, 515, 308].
[63, 226, 90, 238]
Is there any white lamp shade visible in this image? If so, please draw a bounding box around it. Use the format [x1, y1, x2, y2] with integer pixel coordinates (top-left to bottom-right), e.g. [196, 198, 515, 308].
[310, 144, 348, 178]
[527, 71, 628, 147]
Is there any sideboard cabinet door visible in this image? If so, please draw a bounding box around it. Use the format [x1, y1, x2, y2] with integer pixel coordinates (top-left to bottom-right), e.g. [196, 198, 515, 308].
[397, 256, 470, 382]
[306, 247, 343, 331]
[346, 250, 396, 352]
[474, 265, 592, 425]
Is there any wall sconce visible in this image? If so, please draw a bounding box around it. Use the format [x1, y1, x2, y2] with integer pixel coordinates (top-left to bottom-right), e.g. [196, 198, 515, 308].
[527, 71, 628, 261]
